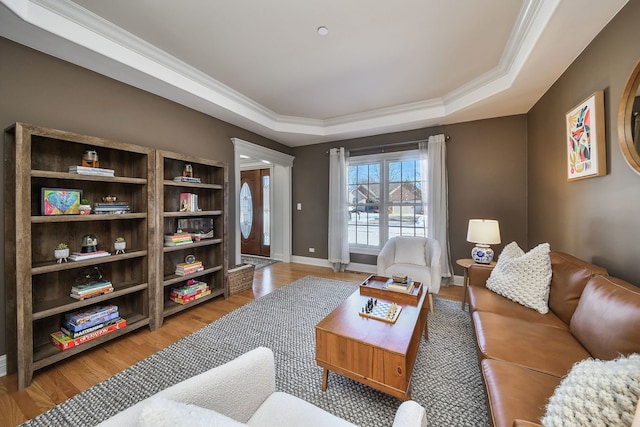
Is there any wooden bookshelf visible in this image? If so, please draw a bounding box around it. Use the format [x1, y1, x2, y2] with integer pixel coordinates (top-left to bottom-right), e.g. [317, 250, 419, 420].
[154, 149, 228, 328]
[4, 123, 156, 389]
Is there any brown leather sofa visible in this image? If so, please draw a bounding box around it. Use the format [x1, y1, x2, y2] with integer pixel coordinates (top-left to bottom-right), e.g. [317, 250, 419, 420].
[467, 251, 640, 427]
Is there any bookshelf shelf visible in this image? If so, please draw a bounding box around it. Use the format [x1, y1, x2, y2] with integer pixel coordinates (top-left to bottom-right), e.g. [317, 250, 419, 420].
[162, 288, 225, 318]
[31, 213, 147, 223]
[162, 238, 223, 253]
[31, 250, 148, 275]
[32, 170, 148, 184]
[163, 210, 223, 218]
[32, 313, 149, 368]
[163, 180, 223, 190]
[32, 281, 149, 320]
[162, 266, 223, 287]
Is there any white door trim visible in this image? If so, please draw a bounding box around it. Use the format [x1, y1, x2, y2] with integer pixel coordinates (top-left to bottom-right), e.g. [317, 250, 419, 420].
[232, 138, 294, 265]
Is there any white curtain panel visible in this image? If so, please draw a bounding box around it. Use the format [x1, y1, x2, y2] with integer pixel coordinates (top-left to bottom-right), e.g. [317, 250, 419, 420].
[328, 147, 350, 272]
[420, 135, 453, 279]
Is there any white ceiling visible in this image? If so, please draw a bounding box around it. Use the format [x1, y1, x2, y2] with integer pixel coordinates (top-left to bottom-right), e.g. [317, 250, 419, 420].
[0, 0, 629, 146]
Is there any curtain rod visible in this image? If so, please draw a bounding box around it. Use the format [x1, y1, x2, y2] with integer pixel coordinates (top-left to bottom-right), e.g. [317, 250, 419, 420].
[344, 135, 450, 155]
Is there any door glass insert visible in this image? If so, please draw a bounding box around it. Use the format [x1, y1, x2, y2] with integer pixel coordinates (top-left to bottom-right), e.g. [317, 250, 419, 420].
[262, 175, 270, 246]
[240, 182, 253, 239]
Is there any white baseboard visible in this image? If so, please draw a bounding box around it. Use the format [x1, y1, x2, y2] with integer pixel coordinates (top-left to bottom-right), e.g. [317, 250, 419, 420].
[290, 256, 464, 285]
[290, 256, 378, 274]
[345, 262, 377, 274]
[0, 354, 6, 377]
[291, 255, 332, 267]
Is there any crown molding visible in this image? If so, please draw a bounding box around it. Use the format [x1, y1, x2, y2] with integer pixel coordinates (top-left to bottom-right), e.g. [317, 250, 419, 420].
[0, 0, 573, 145]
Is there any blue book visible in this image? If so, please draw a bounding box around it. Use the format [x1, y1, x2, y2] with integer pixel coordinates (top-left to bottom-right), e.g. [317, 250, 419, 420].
[62, 311, 119, 332]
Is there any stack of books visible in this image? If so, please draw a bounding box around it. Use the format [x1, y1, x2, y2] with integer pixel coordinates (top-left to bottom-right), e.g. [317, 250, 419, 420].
[164, 232, 193, 247]
[175, 260, 204, 276]
[68, 250, 111, 261]
[70, 280, 113, 300]
[50, 304, 126, 350]
[68, 165, 115, 177]
[93, 201, 131, 214]
[386, 278, 415, 294]
[174, 176, 201, 184]
[179, 192, 200, 212]
[169, 280, 210, 304]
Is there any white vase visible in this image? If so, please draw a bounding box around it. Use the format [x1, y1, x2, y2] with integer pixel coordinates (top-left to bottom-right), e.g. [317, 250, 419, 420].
[114, 241, 126, 253]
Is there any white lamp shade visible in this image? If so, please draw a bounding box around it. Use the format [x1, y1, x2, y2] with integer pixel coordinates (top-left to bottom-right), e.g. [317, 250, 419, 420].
[466, 219, 501, 245]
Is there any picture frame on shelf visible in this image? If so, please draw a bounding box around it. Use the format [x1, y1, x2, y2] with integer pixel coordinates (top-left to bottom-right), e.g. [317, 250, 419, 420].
[566, 90, 606, 181]
[41, 187, 83, 215]
[177, 217, 214, 238]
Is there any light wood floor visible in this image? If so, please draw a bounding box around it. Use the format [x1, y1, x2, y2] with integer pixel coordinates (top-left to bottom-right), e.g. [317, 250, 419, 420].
[0, 262, 463, 427]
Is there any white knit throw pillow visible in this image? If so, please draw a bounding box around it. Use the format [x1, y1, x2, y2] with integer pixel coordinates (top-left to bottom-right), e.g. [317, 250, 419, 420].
[486, 241, 552, 314]
[541, 354, 640, 427]
[139, 396, 247, 427]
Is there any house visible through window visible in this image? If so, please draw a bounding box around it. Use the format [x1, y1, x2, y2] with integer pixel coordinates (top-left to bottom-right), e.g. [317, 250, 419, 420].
[348, 151, 426, 254]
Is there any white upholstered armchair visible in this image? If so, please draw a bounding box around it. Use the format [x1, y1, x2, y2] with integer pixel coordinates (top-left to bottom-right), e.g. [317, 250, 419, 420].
[98, 347, 427, 427]
[377, 236, 442, 313]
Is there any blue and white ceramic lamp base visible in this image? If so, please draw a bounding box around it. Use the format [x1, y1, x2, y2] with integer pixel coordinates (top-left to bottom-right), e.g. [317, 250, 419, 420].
[471, 245, 494, 264]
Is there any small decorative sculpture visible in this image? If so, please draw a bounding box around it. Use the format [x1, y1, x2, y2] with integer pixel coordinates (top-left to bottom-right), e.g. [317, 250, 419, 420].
[82, 149, 99, 168]
[114, 237, 126, 254]
[81, 234, 99, 253]
[54, 243, 69, 263]
[78, 198, 92, 215]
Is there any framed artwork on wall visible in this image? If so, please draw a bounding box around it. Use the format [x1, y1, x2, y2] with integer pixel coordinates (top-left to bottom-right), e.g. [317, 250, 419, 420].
[566, 90, 606, 181]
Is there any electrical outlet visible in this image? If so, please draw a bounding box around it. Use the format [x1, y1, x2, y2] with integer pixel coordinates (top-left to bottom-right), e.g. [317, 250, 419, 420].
[308, 247, 315, 253]
[297, 203, 302, 210]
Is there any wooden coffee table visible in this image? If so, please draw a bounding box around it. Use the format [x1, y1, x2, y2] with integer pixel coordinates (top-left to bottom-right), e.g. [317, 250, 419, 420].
[315, 275, 428, 400]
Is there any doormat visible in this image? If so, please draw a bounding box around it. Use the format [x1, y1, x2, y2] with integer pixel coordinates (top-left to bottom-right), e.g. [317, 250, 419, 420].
[241, 255, 279, 270]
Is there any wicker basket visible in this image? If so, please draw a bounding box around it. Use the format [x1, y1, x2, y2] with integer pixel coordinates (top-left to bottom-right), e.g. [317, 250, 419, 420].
[228, 263, 255, 295]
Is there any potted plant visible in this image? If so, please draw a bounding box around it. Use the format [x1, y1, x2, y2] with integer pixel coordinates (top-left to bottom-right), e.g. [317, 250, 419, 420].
[114, 236, 126, 254]
[54, 243, 69, 263]
[79, 198, 92, 215]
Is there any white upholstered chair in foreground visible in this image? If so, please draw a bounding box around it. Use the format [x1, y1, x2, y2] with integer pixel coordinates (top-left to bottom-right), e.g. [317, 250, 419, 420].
[377, 236, 442, 313]
[97, 347, 427, 427]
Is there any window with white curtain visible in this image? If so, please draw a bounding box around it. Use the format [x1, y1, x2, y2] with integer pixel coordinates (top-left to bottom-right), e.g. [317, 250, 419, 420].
[348, 150, 426, 254]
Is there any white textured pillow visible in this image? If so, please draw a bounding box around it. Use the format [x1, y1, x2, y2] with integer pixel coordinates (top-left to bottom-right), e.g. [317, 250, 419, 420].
[541, 354, 640, 427]
[138, 396, 247, 427]
[394, 237, 426, 266]
[486, 241, 552, 314]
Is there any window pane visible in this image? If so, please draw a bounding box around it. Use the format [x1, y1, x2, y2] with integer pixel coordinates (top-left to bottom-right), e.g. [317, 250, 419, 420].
[348, 161, 381, 247]
[240, 182, 253, 239]
[387, 159, 425, 239]
[400, 205, 417, 235]
[388, 161, 402, 183]
[402, 160, 417, 181]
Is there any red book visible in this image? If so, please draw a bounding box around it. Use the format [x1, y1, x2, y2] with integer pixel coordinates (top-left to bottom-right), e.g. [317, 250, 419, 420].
[170, 289, 211, 305]
[50, 318, 127, 350]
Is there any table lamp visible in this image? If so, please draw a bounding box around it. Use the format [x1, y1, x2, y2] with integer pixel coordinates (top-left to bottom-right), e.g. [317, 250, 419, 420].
[466, 219, 501, 264]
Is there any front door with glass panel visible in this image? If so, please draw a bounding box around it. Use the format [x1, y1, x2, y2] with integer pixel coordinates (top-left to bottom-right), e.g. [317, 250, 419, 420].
[240, 169, 270, 256]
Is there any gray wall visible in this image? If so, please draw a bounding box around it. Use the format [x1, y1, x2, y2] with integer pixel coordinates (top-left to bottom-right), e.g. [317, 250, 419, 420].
[292, 115, 528, 272]
[0, 36, 290, 357]
[527, 0, 640, 284]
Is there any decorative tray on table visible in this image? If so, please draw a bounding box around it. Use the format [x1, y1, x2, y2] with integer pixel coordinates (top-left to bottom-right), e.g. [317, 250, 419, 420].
[359, 274, 422, 305]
